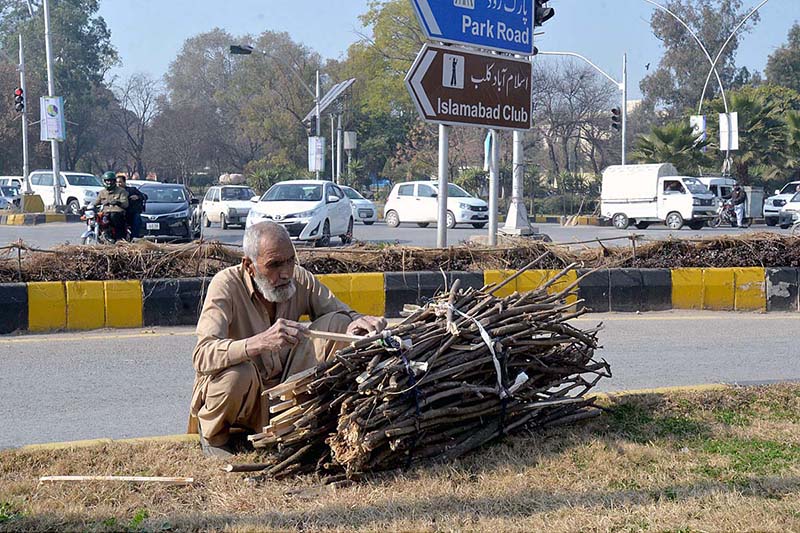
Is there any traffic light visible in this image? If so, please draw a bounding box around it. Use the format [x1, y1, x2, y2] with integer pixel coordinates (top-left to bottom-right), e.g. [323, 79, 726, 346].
[308, 115, 317, 137]
[13, 88, 24, 113]
[534, 0, 555, 27]
[611, 108, 621, 131]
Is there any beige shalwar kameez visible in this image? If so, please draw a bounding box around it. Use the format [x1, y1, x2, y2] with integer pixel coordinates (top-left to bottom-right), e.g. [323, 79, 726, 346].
[189, 264, 359, 446]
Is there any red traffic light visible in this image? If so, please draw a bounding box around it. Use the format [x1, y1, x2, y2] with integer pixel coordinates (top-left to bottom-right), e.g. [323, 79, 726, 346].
[14, 88, 23, 97]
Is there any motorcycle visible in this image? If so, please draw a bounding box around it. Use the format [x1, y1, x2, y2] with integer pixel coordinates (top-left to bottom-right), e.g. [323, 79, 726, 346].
[708, 200, 751, 228]
[80, 205, 130, 244]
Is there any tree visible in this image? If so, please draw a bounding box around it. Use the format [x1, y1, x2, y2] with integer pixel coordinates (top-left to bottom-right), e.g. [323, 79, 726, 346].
[110, 73, 162, 179]
[786, 111, 800, 175]
[631, 121, 712, 174]
[640, 0, 759, 115]
[765, 23, 800, 94]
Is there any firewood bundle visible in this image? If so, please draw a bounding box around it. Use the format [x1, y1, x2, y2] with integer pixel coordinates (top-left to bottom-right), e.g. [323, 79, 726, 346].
[246, 261, 611, 479]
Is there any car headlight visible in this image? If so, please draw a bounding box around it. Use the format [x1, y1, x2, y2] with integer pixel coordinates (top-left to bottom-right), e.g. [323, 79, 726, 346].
[171, 210, 189, 219]
[692, 198, 700, 206]
[292, 208, 320, 219]
[459, 202, 471, 210]
[83, 190, 97, 200]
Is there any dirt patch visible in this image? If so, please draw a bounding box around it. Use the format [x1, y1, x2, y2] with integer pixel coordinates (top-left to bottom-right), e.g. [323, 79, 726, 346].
[2, 233, 800, 283]
[2, 384, 800, 532]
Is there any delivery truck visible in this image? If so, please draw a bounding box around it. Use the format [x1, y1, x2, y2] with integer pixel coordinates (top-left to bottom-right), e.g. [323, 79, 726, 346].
[601, 164, 717, 230]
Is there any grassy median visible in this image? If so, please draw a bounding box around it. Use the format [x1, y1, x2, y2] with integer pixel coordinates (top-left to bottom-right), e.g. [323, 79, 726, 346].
[2, 384, 800, 532]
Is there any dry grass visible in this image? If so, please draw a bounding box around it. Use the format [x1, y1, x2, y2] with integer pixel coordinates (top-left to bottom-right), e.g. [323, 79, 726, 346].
[2, 384, 800, 532]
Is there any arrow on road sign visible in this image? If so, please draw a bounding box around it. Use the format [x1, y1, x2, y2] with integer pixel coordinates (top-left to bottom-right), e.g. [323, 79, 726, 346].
[405, 44, 532, 131]
[411, 0, 535, 55]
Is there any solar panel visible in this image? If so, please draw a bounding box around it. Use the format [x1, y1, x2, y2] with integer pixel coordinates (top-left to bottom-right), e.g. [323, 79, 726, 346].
[303, 78, 356, 123]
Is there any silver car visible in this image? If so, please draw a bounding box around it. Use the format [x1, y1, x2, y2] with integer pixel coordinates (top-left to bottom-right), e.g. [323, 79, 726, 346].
[341, 186, 377, 225]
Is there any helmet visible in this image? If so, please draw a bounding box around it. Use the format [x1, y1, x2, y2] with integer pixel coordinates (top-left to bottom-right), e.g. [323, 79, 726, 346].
[102, 171, 116, 183]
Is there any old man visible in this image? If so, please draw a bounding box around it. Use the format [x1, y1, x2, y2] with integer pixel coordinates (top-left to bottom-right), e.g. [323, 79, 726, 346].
[190, 221, 386, 457]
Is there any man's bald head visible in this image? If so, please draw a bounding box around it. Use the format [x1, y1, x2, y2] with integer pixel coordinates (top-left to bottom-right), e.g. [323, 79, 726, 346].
[243, 221, 293, 263]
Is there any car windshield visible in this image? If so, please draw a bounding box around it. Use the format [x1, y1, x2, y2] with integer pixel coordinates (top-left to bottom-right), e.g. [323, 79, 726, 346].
[781, 183, 800, 194]
[141, 186, 187, 203]
[66, 174, 102, 187]
[682, 178, 710, 194]
[0, 186, 19, 197]
[221, 187, 255, 201]
[263, 183, 322, 202]
[343, 187, 364, 200]
[791, 192, 800, 203]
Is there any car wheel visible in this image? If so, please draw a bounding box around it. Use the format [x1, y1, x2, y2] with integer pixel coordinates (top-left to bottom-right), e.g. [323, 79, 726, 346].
[67, 199, 81, 215]
[766, 217, 778, 227]
[780, 224, 791, 230]
[612, 213, 629, 229]
[315, 219, 331, 247]
[340, 218, 354, 245]
[446, 211, 456, 229]
[202, 212, 210, 228]
[666, 212, 684, 230]
[363, 221, 375, 225]
[385, 210, 400, 228]
[688, 221, 705, 230]
[472, 223, 487, 229]
[220, 213, 228, 230]
[417, 222, 430, 228]
[634, 221, 650, 230]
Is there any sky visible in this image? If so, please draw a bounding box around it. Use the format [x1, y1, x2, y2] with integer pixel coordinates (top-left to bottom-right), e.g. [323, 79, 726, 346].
[98, 0, 799, 100]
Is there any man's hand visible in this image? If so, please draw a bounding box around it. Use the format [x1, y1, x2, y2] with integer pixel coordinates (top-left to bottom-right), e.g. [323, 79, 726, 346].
[246, 318, 309, 358]
[347, 315, 387, 336]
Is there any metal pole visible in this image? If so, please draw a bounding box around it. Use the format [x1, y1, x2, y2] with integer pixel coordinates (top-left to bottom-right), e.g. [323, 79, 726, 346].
[336, 113, 343, 185]
[19, 35, 31, 194]
[501, 130, 532, 235]
[437, 124, 449, 248]
[621, 53, 627, 166]
[488, 129, 499, 246]
[330, 114, 335, 181]
[315, 70, 320, 179]
[43, 0, 62, 207]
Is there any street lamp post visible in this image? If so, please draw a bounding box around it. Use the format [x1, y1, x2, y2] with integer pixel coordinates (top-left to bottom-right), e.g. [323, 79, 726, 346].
[230, 44, 321, 177]
[43, 0, 63, 207]
[18, 35, 31, 194]
[537, 50, 628, 165]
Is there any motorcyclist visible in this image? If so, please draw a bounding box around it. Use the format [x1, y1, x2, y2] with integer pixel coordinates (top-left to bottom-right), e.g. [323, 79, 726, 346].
[117, 174, 146, 239]
[94, 171, 129, 242]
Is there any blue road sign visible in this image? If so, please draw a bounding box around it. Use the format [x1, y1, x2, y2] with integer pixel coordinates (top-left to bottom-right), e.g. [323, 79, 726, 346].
[410, 0, 534, 55]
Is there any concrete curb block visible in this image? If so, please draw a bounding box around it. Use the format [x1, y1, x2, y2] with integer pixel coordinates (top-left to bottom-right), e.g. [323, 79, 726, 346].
[0, 213, 82, 225]
[0, 267, 785, 334]
[12, 384, 741, 452]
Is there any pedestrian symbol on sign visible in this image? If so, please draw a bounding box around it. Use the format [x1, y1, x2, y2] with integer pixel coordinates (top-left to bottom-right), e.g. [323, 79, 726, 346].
[442, 54, 464, 89]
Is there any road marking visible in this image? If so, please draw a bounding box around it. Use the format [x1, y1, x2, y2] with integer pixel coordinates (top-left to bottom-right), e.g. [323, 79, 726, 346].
[0, 330, 195, 345]
[573, 314, 800, 322]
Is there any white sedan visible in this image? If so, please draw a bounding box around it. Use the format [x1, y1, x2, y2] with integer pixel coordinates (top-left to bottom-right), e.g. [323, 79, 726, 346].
[341, 186, 377, 225]
[246, 180, 353, 247]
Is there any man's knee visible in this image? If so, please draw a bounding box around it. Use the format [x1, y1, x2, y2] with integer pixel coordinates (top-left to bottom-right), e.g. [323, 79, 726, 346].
[207, 362, 260, 401]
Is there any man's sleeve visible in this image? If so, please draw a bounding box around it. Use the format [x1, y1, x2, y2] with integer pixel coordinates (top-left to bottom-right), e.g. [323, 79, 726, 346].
[118, 190, 129, 209]
[298, 267, 360, 321]
[192, 275, 250, 376]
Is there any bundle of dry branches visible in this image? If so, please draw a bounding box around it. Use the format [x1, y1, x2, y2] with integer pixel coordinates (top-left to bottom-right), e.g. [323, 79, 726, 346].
[243, 262, 611, 479]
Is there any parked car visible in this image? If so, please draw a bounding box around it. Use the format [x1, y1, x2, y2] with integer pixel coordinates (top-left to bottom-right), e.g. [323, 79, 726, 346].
[138, 183, 200, 241]
[246, 180, 353, 247]
[0, 176, 23, 189]
[763, 181, 800, 227]
[601, 164, 716, 230]
[383, 181, 489, 229]
[778, 192, 800, 229]
[27, 170, 103, 214]
[341, 185, 377, 225]
[0, 185, 20, 209]
[200, 185, 257, 229]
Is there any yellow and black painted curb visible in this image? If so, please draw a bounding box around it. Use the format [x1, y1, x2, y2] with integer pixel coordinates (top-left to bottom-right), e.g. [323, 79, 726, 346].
[2, 267, 797, 334]
[0, 213, 82, 225]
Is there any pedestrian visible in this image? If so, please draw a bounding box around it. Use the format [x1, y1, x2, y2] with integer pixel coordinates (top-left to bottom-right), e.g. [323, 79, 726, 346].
[189, 221, 387, 457]
[94, 172, 128, 242]
[116, 174, 146, 239]
[731, 185, 747, 227]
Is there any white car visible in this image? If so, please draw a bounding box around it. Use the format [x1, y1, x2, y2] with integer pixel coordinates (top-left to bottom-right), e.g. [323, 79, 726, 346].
[341, 186, 377, 225]
[200, 185, 257, 229]
[27, 170, 103, 214]
[764, 181, 800, 227]
[246, 180, 353, 247]
[778, 192, 800, 229]
[0, 176, 23, 189]
[383, 181, 489, 229]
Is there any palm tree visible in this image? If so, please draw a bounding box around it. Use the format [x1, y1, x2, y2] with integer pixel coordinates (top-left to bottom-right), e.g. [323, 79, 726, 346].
[631, 122, 712, 174]
[786, 111, 800, 172]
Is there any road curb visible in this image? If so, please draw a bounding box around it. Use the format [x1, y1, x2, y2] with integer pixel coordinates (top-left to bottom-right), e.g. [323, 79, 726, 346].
[0, 213, 82, 225]
[0, 267, 787, 334]
[11, 384, 739, 452]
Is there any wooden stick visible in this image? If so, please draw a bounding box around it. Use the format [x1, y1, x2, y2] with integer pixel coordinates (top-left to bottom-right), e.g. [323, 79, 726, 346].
[39, 476, 193, 485]
[307, 330, 364, 343]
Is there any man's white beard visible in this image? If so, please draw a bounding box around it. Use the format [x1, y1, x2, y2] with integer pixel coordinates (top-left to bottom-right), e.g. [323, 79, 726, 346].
[254, 275, 296, 303]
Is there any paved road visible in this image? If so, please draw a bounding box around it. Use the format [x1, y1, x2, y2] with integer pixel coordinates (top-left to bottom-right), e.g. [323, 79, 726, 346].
[0, 220, 790, 250]
[2, 311, 799, 448]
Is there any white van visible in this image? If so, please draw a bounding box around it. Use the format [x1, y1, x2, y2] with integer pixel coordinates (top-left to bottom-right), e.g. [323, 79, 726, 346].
[696, 176, 735, 201]
[601, 164, 717, 230]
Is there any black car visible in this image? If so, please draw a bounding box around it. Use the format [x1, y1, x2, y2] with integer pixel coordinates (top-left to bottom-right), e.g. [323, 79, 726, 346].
[138, 183, 200, 241]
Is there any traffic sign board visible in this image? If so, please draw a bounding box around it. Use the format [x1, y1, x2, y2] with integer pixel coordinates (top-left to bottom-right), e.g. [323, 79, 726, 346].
[410, 0, 534, 55]
[405, 44, 532, 131]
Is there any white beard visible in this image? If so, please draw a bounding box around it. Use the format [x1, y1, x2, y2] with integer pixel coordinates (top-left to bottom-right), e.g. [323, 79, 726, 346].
[254, 275, 296, 303]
